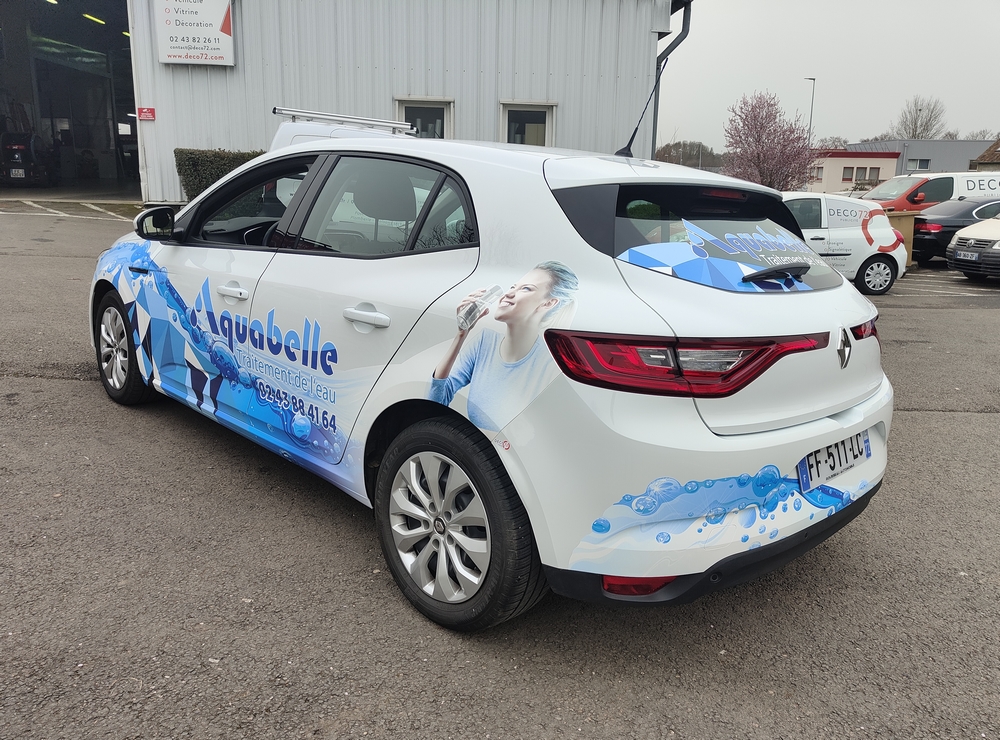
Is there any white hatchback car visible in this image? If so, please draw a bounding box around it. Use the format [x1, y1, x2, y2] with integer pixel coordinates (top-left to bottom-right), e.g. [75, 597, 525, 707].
[783, 192, 907, 295]
[90, 140, 893, 630]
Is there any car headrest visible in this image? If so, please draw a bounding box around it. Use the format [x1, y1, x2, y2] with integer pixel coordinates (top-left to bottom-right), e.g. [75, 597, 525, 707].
[352, 162, 416, 222]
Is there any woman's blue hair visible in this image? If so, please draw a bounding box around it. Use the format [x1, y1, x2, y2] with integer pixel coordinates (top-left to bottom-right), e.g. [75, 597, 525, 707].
[535, 260, 579, 316]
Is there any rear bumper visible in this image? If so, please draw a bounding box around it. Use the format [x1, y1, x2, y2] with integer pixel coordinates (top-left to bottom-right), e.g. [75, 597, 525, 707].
[544, 480, 879, 604]
[912, 233, 950, 260]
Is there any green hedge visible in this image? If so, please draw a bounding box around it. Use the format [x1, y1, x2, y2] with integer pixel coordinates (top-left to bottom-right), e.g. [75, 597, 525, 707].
[173, 148, 265, 200]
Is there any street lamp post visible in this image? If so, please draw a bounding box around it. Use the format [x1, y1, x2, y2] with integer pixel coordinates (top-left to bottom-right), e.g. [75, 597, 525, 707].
[805, 77, 816, 149]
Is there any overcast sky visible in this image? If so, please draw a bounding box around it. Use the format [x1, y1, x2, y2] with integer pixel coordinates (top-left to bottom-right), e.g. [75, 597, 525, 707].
[653, 0, 1000, 152]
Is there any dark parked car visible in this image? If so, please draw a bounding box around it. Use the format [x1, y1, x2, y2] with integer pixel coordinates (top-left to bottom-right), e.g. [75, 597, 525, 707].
[0, 132, 59, 187]
[913, 198, 1000, 266]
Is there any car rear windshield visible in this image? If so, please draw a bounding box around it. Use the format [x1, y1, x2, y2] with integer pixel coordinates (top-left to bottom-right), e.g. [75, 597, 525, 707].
[920, 199, 977, 218]
[552, 183, 842, 293]
[861, 177, 921, 200]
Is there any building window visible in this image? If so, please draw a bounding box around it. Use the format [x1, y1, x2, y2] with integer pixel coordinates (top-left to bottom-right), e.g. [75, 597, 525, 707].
[396, 100, 453, 139]
[906, 158, 931, 171]
[809, 166, 823, 180]
[855, 167, 867, 181]
[869, 167, 880, 181]
[501, 104, 554, 147]
[842, 167, 854, 182]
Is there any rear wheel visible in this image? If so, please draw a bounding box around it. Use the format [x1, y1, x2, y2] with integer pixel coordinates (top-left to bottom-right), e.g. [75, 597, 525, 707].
[963, 272, 990, 283]
[855, 256, 897, 295]
[374, 417, 548, 631]
[95, 291, 156, 405]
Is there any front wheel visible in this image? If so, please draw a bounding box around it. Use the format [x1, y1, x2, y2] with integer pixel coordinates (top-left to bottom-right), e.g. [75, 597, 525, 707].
[374, 417, 548, 631]
[855, 256, 897, 295]
[95, 291, 156, 405]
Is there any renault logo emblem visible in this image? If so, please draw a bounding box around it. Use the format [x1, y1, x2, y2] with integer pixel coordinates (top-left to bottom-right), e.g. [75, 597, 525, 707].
[837, 328, 852, 369]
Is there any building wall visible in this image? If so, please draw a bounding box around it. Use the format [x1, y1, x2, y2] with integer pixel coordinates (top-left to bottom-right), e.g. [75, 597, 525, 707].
[805, 153, 899, 194]
[129, 0, 670, 203]
[0, 0, 36, 129]
[847, 139, 995, 176]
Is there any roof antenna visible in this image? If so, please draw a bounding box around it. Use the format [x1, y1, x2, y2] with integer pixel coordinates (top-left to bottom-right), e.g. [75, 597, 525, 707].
[615, 0, 693, 159]
[615, 58, 669, 159]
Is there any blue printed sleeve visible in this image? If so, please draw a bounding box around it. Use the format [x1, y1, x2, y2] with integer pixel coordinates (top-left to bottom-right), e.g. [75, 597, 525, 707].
[427, 333, 482, 407]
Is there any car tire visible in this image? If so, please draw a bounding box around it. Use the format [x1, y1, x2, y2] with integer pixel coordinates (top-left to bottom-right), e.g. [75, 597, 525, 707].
[95, 291, 156, 405]
[855, 256, 897, 295]
[962, 272, 990, 283]
[374, 417, 548, 631]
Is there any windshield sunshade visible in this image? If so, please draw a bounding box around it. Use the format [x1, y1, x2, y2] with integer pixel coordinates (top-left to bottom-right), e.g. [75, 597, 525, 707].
[553, 184, 842, 293]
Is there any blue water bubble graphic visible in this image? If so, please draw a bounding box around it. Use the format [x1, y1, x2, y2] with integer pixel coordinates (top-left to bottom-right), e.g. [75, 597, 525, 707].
[684, 481, 699, 493]
[632, 495, 659, 515]
[621, 494, 634, 503]
[758, 525, 766, 534]
[737, 473, 751, 487]
[739, 507, 757, 528]
[656, 532, 671, 544]
[769, 529, 779, 540]
[793, 498, 802, 511]
[749, 542, 762, 550]
[827, 507, 835, 517]
[171, 312, 178, 322]
[782, 503, 788, 513]
[706, 507, 727, 525]
[704, 479, 715, 488]
[647, 478, 682, 502]
[291, 413, 311, 440]
[741, 535, 749, 543]
[592, 518, 611, 534]
[753, 465, 781, 497]
[810, 513, 815, 520]
[697, 528, 703, 533]
[237, 368, 252, 388]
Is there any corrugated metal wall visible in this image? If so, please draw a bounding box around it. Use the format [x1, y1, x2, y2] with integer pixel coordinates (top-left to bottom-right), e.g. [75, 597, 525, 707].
[129, 0, 669, 203]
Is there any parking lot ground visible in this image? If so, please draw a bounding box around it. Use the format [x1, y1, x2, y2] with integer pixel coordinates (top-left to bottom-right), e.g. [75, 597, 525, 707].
[2, 210, 1000, 739]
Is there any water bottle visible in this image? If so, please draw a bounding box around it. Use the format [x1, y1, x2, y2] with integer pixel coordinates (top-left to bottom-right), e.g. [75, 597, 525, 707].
[457, 284, 504, 331]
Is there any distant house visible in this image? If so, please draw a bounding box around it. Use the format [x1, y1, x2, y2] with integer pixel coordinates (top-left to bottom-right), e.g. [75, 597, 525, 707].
[973, 140, 1000, 172]
[805, 150, 899, 194]
[846, 139, 995, 176]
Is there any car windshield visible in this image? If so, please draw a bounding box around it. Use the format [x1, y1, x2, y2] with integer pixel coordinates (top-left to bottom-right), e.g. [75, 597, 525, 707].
[861, 177, 922, 200]
[553, 183, 842, 293]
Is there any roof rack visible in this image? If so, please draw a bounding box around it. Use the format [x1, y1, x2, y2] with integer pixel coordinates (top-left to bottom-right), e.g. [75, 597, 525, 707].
[272, 106, 415, 136]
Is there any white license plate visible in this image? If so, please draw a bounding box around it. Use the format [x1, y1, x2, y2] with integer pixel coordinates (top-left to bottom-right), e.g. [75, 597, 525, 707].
[797, 430, 871, 492]
[956, 250, 979, 261]
[10, 168, 24, 178]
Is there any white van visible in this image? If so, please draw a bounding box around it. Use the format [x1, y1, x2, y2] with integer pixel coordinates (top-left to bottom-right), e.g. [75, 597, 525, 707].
[268, 107, 414, 151]
[783, 192, 907, 295]
[859, 172, 1000, 212]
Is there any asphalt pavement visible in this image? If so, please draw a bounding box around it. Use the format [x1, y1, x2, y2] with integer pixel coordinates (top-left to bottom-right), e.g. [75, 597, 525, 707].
[2, 209, 999, 739]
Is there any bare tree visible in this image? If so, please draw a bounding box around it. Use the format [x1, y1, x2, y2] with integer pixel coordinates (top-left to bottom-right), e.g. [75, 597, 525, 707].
[891, 95, 948, 139]
[966, 128, 997, 140]
[722, 92, 813, 190]
[815, 135, 849, 150]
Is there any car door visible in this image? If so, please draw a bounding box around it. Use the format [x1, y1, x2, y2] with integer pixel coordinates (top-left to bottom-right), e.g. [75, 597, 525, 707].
[145, 154, 321, 423]
[785, 195, 830, 256]
[246, 154, 479, 468]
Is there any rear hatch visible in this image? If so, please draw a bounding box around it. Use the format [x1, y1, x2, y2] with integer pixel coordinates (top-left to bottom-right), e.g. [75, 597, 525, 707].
[546, 158, 883, 435]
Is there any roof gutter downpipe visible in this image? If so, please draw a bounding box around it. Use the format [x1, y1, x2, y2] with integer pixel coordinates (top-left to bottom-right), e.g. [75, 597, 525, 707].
[650, 0, 693, 160]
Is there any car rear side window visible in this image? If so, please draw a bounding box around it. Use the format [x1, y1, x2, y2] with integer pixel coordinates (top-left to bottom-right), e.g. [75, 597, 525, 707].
[554, 183, 842, 292]
[785, 198, 823, 230]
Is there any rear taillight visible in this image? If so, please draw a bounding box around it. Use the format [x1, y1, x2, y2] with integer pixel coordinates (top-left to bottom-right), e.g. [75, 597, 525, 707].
[602, 575, 676, 596]
[915, 222, 942, 233]
[544, 330, 830, 398]
[850, 317, 879, 341]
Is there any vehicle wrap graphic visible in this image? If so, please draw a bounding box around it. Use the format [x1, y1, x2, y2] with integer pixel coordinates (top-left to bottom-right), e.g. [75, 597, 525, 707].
[618, 220, 823, 293]
[96, 239, 352, 467]
[428, 261, 579, 432]
[570, 465, 869, 571]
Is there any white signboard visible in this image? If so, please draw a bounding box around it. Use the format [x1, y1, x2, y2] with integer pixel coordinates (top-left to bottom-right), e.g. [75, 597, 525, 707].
[156, 0, 234, 66]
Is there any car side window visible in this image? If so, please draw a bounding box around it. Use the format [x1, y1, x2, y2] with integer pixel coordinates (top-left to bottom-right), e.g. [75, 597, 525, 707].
[198, 160, 313, 246]
[296, 156, 440, 256]
[915, 177, 954, 203]
[785, 198, 823, 230]
[411, 177, 478, 249]
[974, 202, 1000, 220]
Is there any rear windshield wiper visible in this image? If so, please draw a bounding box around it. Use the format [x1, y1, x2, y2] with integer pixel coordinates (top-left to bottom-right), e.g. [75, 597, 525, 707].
[741, 261, 812, 283]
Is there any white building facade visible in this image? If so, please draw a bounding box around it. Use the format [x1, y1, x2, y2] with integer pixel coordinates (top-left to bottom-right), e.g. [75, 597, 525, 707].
[128, 0, 675, 204]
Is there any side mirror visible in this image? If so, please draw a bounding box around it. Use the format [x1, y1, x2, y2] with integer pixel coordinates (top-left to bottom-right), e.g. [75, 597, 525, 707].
[911, 192, 926, 204]
[134, 206, 176, 241]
